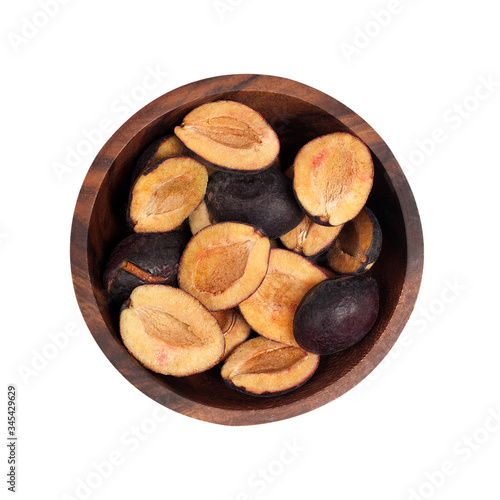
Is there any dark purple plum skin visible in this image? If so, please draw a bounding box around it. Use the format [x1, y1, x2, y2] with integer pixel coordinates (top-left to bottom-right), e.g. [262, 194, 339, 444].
[131, 135, 187, 183]
[206, 169, 304, 239]
[131, 137, 165, 182]
[362, 207, 382, 272]
[103, 231, 189, 303]
[293, 276, 379, 355]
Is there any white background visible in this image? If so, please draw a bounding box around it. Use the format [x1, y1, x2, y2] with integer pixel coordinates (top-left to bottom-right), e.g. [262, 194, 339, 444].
[2, 1, 499, 499]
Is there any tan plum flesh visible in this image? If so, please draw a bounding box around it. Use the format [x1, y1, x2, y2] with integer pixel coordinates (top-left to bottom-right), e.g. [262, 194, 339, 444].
[120, 285, 224, 376]
[239, 249, 327, 345]
[129, 157, 208, 232]
[293, 132, 373, 226]
[175, 101, 279, 172]
[178, 222, 271, 311]
[221, 337, 319, 396]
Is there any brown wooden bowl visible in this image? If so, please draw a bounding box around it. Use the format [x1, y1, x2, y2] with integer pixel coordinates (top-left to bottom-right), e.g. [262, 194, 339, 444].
[71, 74, 423, 426]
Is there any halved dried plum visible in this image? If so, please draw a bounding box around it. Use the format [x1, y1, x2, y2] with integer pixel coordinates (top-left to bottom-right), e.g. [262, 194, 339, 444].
[178, 222, 271, 311]
[239, 249, 327, 346]
[174, 100, 279, 172]
[188, 200, 215, 235]
[103, 231, 189, 303]
[212, 309, 251, 359]
[206, 168, 304, 239]
[280, 215, 343, 258]
[128, 156, 208, 232]
[327, 207, 382, 275]
[120, 285, 225, 376]
[293, 132, 374, 226]
[133, 135, 189, 180]
[294, 276, 379, 355]
[221, 336, 319, 396]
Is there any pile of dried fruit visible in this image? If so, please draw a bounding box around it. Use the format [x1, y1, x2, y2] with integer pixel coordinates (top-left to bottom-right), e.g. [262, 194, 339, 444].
[104, 100, 382, 396]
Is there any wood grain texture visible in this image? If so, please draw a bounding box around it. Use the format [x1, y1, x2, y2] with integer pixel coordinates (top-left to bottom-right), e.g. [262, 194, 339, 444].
[70, 74, 424, 426]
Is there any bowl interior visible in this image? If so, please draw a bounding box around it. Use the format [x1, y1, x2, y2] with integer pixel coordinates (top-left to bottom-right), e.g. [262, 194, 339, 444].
[85, 88, 408, 415]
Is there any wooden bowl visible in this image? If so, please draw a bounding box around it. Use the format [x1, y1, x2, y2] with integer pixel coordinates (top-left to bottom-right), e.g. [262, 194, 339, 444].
[71, 74, 423, 426]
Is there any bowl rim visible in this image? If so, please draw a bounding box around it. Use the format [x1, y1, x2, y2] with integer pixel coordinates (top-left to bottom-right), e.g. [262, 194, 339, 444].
[70, 73, 424, 426]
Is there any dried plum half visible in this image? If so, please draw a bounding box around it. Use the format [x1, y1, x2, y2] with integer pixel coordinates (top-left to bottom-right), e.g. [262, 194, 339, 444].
[103, 231, 189, 303]
[178, 222, 271, 311]
[188, 201, 215, 235]
[327, 207, 382, 275]
[128, 156, 208, 233]
[174, 100, 279, 172]
[280, 215, 343, 258]
[212, 309, 251, 359]
[221, 336, 319, 396]
[239, 249, 327, 346]
[133, 135, 189, 180]
[120, 285, 225, 376]
[293, 132, 374, 226]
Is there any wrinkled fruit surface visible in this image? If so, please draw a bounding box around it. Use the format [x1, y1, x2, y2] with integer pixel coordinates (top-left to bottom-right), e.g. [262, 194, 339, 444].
[120, 285, 225, 376]
[129, 156, 208, 232]
[327, 207, 382, 275]
[221, 336, 319, 396]
[178, 222, 271, 311]
[280, 215, 343, 257]
[133, 135, 190, 181]
[206, 168, 304, 239]
[103, 231, 189, 303]
[106, 99, 386, 391]
[239, 249, 327, 345]
[174, 100, 279, 172]
[188, 200, 214, 235]
[293, 132, 373, 226]
[212, 309, 251, 359]
[294, 276, 379, 355]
